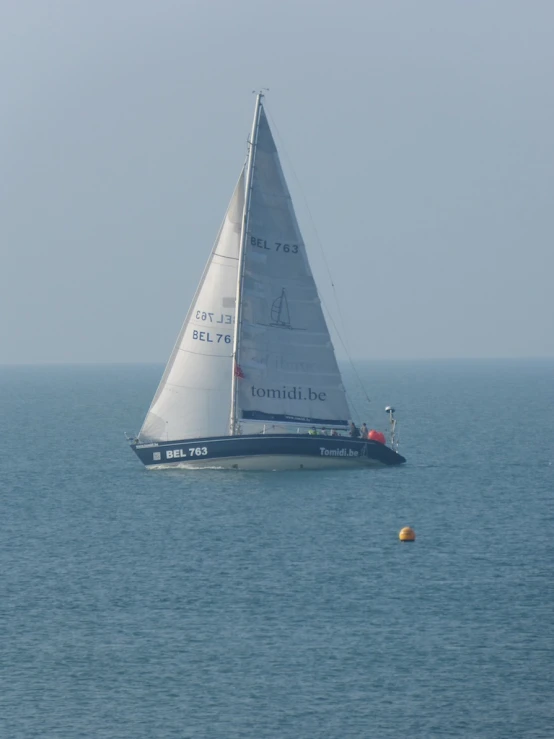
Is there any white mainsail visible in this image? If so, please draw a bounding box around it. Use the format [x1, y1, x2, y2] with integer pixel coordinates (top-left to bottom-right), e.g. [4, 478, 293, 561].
[138, 169, 245, 442]
[234, 106, 351, 430]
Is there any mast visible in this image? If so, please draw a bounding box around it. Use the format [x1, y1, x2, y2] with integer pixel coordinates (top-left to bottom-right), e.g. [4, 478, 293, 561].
[229, 92, 264, 434]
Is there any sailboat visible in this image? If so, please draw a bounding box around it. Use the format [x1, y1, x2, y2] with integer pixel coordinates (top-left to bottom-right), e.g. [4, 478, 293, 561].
[130, 93, 405, 470]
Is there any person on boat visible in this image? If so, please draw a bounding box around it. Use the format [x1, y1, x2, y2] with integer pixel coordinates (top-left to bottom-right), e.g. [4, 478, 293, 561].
[308, 426, 318, 436]
[360, 423, 369, 439]
[321, 428, 328, 435]
[349, 421, 360, 438]
[331, 429, 339, 437]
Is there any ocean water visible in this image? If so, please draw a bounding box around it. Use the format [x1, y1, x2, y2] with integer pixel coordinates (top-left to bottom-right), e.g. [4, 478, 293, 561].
[1, 360, 553, 738]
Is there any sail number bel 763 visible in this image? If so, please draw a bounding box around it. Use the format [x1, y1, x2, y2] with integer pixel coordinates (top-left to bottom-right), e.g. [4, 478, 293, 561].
[195, 311, 233, 323]
[251, 236, 299, 253]
[192, 331, 231, 343]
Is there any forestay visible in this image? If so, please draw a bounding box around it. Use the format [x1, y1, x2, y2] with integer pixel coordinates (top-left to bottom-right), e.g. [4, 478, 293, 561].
[139, 170, 245, 442]
[235, 107, 350, 429]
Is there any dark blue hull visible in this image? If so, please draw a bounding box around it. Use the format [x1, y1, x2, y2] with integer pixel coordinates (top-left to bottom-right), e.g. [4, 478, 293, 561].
[131, 434, 406, 470]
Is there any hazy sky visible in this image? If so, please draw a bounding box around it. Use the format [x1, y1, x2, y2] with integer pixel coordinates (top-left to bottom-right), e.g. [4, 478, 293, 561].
[1, 0, 553, 363]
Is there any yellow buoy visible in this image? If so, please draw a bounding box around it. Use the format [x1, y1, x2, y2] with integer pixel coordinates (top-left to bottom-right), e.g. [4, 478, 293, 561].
[399, 526, 416, 542]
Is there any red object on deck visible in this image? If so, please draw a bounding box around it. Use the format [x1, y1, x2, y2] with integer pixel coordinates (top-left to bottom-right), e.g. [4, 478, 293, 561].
[368, 430, 386, 445]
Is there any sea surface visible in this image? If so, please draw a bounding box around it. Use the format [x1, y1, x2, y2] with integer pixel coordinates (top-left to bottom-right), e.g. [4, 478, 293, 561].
[1, 360, 553, 738]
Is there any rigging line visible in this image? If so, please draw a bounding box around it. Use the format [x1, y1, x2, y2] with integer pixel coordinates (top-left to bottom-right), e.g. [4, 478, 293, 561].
[264, 104, 372, 413]
[319, 298, 364, 420]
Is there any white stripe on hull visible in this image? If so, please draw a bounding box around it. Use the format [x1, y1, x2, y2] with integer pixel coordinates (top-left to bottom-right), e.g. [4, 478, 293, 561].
[145, 454, 385, 472]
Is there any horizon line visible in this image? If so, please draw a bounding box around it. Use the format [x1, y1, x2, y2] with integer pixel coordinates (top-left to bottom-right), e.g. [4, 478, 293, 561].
[1, 355, 554, 368]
